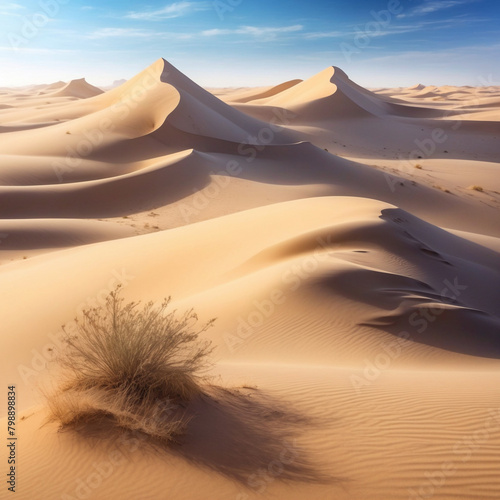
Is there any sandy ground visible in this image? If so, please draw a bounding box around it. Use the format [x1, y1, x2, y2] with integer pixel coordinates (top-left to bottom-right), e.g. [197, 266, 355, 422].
[0, 59, 499, 500]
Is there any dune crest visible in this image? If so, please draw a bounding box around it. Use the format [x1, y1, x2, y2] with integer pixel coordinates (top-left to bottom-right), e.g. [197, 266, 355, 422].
[50, 78, 104, 99]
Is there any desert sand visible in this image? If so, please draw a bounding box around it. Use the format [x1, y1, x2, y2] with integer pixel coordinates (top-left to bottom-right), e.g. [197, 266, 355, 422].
[1, 58, 499, 499]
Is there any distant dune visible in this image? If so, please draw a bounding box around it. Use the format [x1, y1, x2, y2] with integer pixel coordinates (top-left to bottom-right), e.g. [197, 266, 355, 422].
[49, 78, 104, 99]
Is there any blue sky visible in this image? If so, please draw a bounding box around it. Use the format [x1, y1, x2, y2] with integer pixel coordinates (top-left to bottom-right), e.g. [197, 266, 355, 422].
[1, 0, 499, 88]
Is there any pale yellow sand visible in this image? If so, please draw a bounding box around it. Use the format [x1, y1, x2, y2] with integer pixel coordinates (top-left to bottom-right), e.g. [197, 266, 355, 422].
[0, 59, 499, 500]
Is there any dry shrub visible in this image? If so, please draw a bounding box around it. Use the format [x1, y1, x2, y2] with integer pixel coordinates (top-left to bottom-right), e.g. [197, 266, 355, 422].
[45, 287, 215, 443]
[433, 184, 451, 193]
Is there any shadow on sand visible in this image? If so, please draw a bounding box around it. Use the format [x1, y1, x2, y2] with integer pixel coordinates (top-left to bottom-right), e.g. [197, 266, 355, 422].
[61, 385, 334, 488]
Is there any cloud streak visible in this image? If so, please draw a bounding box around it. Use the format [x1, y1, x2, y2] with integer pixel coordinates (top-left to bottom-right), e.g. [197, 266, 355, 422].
[87, 28, 152, 39]
[363, 42, 500, 63]
[1, 2, 24, 10]
[0, 2, 25, 16]
[304, 27, 421, 39]
[125, 1, 209, 21]
[303, 16, 485, 40]
[202, 25, 303, 40]
[398, 0, 474, 18]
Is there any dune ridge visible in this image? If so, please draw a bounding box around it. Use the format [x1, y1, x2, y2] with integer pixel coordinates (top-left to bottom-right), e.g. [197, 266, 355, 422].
[50, 78, 104, 99]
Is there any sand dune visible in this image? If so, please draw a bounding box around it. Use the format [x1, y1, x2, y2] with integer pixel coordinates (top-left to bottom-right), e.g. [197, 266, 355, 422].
[239, 66, 443, 120]
[223, 79, 303, 103]
[249, 66, 393, 118]
[0, 219, 135, 266]
[1, 59, 499, 500]
[37, 81, 67, 94]
[407, 83, 426, 91]
[375, 83, 500, 105]
[50, 78, 104, 99]
[1, 195, 498, 365]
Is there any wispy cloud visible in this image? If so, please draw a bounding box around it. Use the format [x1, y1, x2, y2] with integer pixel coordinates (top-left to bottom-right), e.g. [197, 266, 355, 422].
[125, 1, 209, 21]
[202, 25, 303, 40]
[0, 2, 25, 16]
[305, 14, 485, 40]
[398, 0, 473, 18]
[0, 2, 24, 10]
[303, 31, 344, 39]
[304, 26, 421, 39]
[84, 28, 200, 41]
[364, 42, 500, 63]
[87, 28, 152, 39]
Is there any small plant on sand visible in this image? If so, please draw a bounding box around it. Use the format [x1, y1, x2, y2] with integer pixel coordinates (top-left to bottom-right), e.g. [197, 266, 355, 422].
[414, 164, 422, 169]
[45, 287, 215, 443]
[433, 184, 451, 194]
[469, 185, 484, 192]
